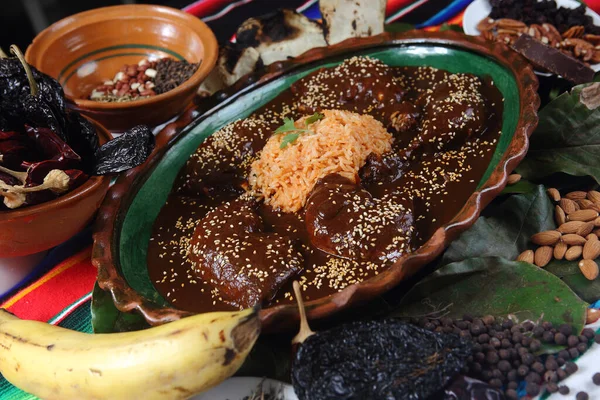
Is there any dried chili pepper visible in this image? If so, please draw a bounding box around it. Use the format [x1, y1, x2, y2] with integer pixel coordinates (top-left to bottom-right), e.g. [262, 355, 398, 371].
[290, 283, 472, 400]
[65, 111, 99, 173]
[438, 375, 505, 400]
[93, 125, 154, 175]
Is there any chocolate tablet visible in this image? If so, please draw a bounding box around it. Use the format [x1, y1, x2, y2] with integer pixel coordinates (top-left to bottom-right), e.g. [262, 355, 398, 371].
[512, 34, 595, 84]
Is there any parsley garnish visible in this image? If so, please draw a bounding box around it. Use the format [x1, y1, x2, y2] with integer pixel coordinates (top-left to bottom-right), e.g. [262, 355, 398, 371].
[274, 112, 324, 149]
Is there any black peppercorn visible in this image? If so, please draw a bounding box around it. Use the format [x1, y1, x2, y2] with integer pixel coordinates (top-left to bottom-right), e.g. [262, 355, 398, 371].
[471, 362, 482, 373]
[505, 389, 518, 399]
[508, 381, 518, 390]
[521, 336, 532, 346]
[525, 372, 542, 383]
[593, 372, 600, 385]
[490, 337, 501, 348]
[531, 361, 545, 374]
[518, 365, 530, 377]
[544, 370, 558, 383]
[498, 360, 512, 372]
[482, 315, 495, 325]
[557, 357, 566, 366]
[568, 335, 580, 348]
[521, 353, 535, 365]
[547, 382, 559, 393]
[595, 333, 600, 344]
[542, 330, 555, 343]
[533, 326, 545, 337]
[558, 349, 570, 360]
[462, 314, 473, 322]
[558, 385, 570, 395]
[482, 369, 493, 381]
[472, 343, 482, 353]
[576, 392, 589, 400]
[554, 332, 567, 345]
[507, 369, 518, 381]
[557, 368, 567, 380]
[499, 349, 510, 360]
[470, 324, 482, 335]
[545, 358, 558, 371]
[512, 332, 524, 343]
[478, 333, 490, 343]
[582, 328, 595, 340]
[577, 342, 588, 353]
[491, 368, 503, 379]
[579, 335, 588, 343]
[486, 351, 499, 365]
[502, 319, 513, 329]
[565, 361, 578, 375]
[569, 348, 580, 359]
[523, 321, 534, 331]
[501, 338, 511, 349]
[526, 382, 540, 396]
[558, 324, 573, 336]
[542, 321, 553, 330]
[529, 339, 541, 352]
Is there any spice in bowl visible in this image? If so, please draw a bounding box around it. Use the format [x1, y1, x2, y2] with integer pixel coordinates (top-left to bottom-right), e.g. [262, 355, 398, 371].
[89, 57, 199, 102]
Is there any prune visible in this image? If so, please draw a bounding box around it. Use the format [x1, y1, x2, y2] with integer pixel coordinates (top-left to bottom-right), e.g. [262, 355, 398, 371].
[292, 320, 471, 400]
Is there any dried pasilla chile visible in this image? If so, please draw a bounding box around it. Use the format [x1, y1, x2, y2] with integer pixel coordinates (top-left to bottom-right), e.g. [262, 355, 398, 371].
[93, 125, 154, 175]
[0, 130, 30, 169]
[65, 111, 99, 173]
[291, 319, 472, 400]
[23, 125, 81, 182]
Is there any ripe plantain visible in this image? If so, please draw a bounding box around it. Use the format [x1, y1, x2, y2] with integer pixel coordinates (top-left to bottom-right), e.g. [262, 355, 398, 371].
[0, 307, 260, 400]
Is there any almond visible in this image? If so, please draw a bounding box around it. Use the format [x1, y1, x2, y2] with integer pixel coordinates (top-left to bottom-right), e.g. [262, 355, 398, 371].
[557, 221, 585, 234]
[547, 188, 561, 202]
[594, 216, 600, 227]
[555, 205, 566, 225]
[565, 191, 588, 200]
[507, 174, 521, 185]
[576, 222, 595, 237]
[583, 238, 600, 260]
[559, 198, 578, 214]
[565, 245, 583, 260]
[594, 228, 600, 236]
[531, 230, 561, 246]
[562, 234, 587, 246]
[567, 209, 599, 222]
[586, 233, 598, 241]
[534, 246, 553, 267]
[588, 190, 600, 205]
[554, 242, 568, 260]
[578, 259, 599, 280]
[517, 249, 535, 264]
[577, 199, 597, 210]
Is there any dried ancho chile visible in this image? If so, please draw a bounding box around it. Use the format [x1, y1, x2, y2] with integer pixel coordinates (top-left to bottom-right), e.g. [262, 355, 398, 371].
[290, 283, 471, 400]
[93, 125, 154, 175]
[0, 44, 154, 210]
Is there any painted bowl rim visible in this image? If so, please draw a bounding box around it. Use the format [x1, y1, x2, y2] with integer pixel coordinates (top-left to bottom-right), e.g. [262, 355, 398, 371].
[92, 30, 540, 330]
[24, 4, 219, 112]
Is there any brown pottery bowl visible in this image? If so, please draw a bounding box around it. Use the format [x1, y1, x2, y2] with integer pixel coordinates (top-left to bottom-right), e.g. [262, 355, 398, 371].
[93, 31, 540, 331]
[25, 4, 218, 131]
[0, 118, 111, 258]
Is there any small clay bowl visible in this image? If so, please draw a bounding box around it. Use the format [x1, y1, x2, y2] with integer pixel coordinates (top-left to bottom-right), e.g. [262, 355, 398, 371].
[25, 4, 218, 131]
[0, 118, 111, 258]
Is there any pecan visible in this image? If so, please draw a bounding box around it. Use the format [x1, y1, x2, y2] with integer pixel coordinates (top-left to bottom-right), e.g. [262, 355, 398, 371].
[562, 25, 585, 39]
[497, 32, 518, 45]
[481, 30, 495, 41]
[584, 34, 600, 46]
[562, 38, 594, 50]
[528, 24, 543, 40]
[477, 17, 496, 33]
[542, 23, 563, 44]
[496, 19, 527, 32]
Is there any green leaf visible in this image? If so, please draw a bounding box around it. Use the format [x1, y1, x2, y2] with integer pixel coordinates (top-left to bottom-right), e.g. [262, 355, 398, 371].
[304, 112, 324, 126]
[500, 179, 538, 195]
[392, 257, 588, 336]
[439, 23, 464, 33]
[274, 117, 297, 134]
[91, 282, 149, 333]
[442, 185, 555, 265]
[384, 23, 414, 33]
[280, 133, 300, 149]
[517, 83, 600, 184]
[545, 260, 600, 304]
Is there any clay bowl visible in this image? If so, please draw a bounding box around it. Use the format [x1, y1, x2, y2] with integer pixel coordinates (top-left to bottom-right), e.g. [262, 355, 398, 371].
[25, 4, 218, 131]
[0, 118, 111, 258]
[93, 30, 540, 331]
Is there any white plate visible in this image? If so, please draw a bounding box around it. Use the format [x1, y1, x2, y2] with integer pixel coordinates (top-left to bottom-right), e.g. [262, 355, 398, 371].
[463, 0, 600, 73]
[191, 377, 298, 400]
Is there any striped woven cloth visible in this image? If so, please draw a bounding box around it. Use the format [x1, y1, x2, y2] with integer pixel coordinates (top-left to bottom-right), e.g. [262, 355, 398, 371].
[2, 1, 598, 398]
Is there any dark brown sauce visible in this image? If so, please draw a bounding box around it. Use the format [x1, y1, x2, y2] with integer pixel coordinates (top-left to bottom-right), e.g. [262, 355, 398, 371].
[147, 57, 504, 312]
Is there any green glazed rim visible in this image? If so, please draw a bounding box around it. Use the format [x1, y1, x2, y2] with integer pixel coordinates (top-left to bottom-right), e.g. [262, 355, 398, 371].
[93, 30, 540, 331]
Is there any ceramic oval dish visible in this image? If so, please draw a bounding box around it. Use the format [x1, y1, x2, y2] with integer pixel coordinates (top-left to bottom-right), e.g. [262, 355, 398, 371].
[93, 30, 540, 331]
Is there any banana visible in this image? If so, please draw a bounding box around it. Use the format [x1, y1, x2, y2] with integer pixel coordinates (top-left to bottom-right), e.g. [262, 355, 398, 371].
[0, 307, 260, 400]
